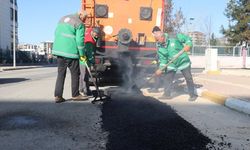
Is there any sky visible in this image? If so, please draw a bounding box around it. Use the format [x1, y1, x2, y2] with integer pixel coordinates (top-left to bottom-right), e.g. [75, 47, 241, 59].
[18, 0, 81, 44]
[173, 0, 229, 36]
[17, 0, 229, 44]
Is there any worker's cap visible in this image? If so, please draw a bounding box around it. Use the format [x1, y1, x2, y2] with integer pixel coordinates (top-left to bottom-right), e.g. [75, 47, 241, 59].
[92, 27, 101, 35]
[152, 26, 161, 33]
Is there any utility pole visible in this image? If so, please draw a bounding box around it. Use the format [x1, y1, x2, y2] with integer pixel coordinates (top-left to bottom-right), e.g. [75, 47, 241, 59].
[208, 16, 211, 49]
[13, 0, 16, 68]
[189, 17, 195, 32]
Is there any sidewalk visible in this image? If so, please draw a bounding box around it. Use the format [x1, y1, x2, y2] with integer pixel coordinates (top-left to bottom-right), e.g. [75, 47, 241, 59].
[194, 69, 250, 115]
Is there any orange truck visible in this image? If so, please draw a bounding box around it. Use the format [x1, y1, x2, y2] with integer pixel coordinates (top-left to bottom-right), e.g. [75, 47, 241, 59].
[82, 0, 166, 81]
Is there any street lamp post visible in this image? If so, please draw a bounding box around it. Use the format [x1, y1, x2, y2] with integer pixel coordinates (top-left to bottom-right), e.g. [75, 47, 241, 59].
[13, 0, 16, 68]
[189, 18, 195, 54]
[189, 17, 195, 32]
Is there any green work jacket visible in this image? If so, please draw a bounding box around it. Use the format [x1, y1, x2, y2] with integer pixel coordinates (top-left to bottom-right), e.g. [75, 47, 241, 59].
[156, 33, 193, 72]
[79, 42, 96, 66]
[52, 14, 85, 59]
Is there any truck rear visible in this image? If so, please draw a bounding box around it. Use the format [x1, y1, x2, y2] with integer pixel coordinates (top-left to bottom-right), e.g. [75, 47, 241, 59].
[82, 0, 165, 83]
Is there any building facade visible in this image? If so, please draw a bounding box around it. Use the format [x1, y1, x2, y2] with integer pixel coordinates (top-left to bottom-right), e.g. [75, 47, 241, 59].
[187, 31, 206, 45]
[39, 41, 53, 55]
[18, 43, 38, 52]
[0, 0, 18, 62]
[18, 41, 54, 63]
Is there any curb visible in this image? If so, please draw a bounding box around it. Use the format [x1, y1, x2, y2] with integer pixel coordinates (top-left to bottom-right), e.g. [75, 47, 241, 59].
[225, 98, 250, 115]
[198, 88, 250, 115]
[142, 88, 250, 115]
[0, 66, 44, 71]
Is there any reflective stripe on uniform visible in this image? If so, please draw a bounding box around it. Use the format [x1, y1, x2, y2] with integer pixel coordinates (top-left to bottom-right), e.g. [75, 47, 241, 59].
[177, 62, 190, 71]
[61, 33, 76, 38]
[78, 46, 84, 50]
[53, 50, 79, 58]
[167, 66, 176, 71]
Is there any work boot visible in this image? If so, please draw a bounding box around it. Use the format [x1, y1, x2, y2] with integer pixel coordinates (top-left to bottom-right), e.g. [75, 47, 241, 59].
[79, 89, 84, 95]
[188, 95, 197, 102]
[72, 94, 88, 101]
[55, 96, 66, 103]
[148, 88, 160, 93]
[85, 89, 92, 96]
[158, 93, 172, 100]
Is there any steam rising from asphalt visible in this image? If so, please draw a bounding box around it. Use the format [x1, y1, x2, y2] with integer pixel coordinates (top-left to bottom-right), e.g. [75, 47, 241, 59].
[114, 51, 149, 94]
[105, 51, 191, 99]
[105, 50, 160, 95]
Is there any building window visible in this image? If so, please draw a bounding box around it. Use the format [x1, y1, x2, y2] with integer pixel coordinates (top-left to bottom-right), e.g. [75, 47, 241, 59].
[11, 42, 13, 50]
[15, 10, 17, 22]
[10, 8, 17, 22]
[10, 8, 13, 20]
[10, 0, 17, 5]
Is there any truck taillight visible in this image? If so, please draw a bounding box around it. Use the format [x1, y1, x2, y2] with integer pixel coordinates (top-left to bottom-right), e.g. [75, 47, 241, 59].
[95, 58, 101, 64]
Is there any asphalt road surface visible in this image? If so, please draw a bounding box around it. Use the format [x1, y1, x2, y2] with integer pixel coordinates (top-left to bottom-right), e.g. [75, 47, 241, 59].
[0, 67, 250, 150]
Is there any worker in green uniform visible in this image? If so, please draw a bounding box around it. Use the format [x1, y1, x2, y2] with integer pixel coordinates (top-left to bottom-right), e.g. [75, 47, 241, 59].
[152, 27, 197, 101]
[52, 11, 88, 103]
[79, 27, 100, 96]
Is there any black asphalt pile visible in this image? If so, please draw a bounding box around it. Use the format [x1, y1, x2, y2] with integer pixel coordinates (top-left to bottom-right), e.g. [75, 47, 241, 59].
[101, 92, 211, 150]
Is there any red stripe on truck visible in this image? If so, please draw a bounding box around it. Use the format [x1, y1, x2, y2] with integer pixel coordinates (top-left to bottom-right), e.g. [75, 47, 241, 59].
[101, 46, 157, 51]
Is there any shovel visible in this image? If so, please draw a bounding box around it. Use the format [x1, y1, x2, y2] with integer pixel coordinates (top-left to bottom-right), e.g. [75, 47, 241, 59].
[132, 49, 185, 89]
[83, 61, 110, 103]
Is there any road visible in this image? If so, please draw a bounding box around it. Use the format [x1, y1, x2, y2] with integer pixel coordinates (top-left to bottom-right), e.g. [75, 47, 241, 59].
[0, 67, 250, 150]
[0, 67, 106, 150]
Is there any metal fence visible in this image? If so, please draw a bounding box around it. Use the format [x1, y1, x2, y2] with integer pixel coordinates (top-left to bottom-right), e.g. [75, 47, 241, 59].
[190, 45, 250, 57]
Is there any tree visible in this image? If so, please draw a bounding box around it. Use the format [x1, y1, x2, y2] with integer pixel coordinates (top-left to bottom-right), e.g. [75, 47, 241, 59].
[221, 0, 250, 45]
[210, 33, 217, 46]
[163, 0, 185, 33]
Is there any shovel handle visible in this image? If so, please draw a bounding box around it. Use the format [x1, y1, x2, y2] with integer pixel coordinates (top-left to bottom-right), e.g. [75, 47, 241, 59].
[84, 61, 100, 94]
[132, 50, 185, 89]
[160, 49, 185, 71]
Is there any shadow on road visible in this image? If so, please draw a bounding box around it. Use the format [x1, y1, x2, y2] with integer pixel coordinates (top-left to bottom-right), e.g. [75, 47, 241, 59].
[0, 78, 29, 84]
[0, 100, 105, 150]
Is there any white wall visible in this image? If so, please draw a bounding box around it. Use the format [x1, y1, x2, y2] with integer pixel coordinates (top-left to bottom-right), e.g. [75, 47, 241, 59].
[190, 56, 250, 68]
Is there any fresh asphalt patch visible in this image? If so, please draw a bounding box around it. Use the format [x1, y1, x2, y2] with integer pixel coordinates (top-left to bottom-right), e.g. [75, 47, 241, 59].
[101, 91, 212, 150]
